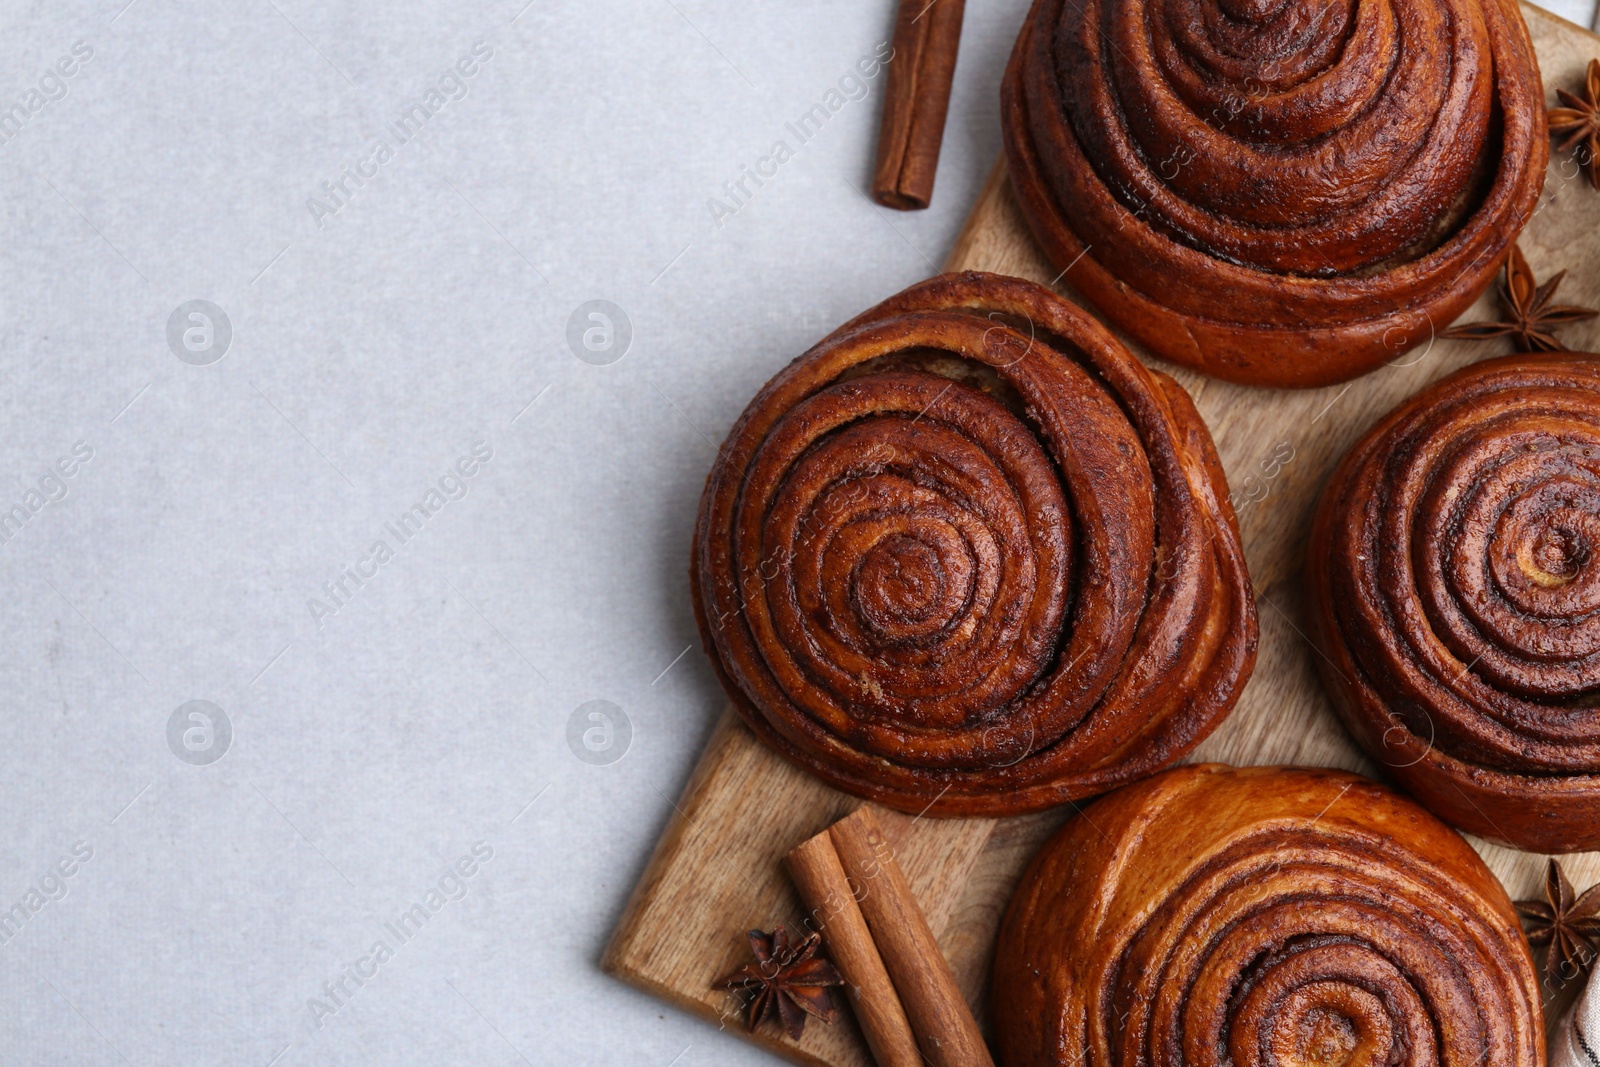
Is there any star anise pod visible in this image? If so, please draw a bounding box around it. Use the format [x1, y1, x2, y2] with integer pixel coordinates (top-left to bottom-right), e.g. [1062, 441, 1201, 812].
[1549, 58, 1600, 191]
[1515, 859, 1600, 988]
[1441, 244, 1598, 352]
[717, 926, 843, 1039]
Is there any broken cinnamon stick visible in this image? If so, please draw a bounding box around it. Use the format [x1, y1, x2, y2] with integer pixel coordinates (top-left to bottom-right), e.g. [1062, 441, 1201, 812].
[872, 0, 966, 210]
[787, 832, 922, 1067]
[828, 807, 995, 1067]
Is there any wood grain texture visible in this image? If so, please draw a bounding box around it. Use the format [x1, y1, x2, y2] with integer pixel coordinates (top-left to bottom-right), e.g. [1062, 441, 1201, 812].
[604, 8, 1600, 1063]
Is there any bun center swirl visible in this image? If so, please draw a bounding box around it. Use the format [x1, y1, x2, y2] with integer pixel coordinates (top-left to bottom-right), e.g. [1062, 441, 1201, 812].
[746, 366, 1079, 755]
[1414, 421, 1600, 700]
[1067, 0, 1494, 273]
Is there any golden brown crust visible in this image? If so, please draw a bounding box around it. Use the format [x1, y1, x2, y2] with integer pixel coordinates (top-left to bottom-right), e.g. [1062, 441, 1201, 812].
[1308, 352, 1600, 852]
[1000, 0, 1549, 388]
[691, 272, 1257, 816]
[993, 764, 1543, 1067]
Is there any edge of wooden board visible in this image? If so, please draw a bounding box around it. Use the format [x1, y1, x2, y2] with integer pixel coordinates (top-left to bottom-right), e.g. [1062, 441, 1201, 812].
[602, 706, 1018, 1066]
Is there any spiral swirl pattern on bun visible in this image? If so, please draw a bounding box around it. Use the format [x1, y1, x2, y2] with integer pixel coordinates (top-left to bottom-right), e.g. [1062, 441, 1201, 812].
[691, 273, 1256, 816]
[1310, 353, 1600, 852]
[994, 764, 1542, 1067]
[1001, 0, 1548, 387]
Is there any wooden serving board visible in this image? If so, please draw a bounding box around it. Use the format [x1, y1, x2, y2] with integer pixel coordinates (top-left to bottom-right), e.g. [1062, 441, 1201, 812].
[606, 9, 1600, 1063]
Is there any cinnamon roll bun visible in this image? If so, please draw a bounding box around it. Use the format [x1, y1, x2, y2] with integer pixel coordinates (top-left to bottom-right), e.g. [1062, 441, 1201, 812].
[1001, 0, 1549, 387]
[1310, 352, 1600, 853]
[691, 272, 1256, 816]
[994, 764, 1543, 1067]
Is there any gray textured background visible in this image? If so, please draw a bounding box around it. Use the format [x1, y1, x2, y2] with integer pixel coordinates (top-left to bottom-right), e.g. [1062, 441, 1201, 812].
[1, 0, 1595, 1063]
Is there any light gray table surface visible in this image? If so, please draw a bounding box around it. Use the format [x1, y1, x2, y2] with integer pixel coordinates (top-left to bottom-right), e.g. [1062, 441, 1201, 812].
[2, 0, 1596, 1064]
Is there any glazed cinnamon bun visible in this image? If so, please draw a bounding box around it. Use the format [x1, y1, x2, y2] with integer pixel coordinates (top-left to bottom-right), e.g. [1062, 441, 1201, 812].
[994, 764, 1542, 1067]
[1310, 352, 1600, 853]
[691, 272, 1256, 816]
[1002, 0, 1549, 387]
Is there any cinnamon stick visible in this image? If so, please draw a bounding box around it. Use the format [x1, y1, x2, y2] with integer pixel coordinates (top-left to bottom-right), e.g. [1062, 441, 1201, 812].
[872, 0, 966, 210]
[787, 832, 923, 1067]
[828, 807, 995, 1067]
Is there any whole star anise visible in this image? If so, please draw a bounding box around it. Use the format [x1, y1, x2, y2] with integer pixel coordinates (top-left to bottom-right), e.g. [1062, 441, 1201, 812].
[717, 926, 843, 1039]
[1549, 58, 1600, 191]
[1441, 244, 1597, 352]
[1515, 859, 1600, 988]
